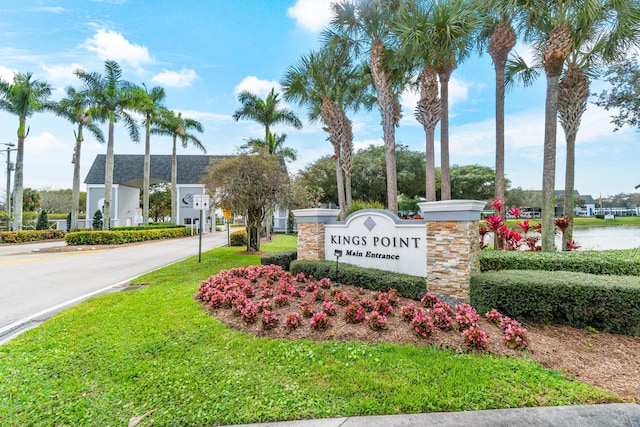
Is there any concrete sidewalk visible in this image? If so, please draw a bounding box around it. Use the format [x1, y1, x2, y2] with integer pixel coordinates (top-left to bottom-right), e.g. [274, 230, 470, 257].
[234, 403, 640, 427]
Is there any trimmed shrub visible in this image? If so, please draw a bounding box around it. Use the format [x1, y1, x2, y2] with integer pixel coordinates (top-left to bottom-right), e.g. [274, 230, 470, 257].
[0, 229, 65, 243]
[290, 260, 426, 300]
[92, 210, 103, 230]
[36, 211, 49, 230]
[470, 270, 640, 335]
[230, 230, 247, 247]
[480, 249, 640, 276]
[64, 227, 191, 245]
[260, 250, 297, 271]
[111, 224, 186, 231]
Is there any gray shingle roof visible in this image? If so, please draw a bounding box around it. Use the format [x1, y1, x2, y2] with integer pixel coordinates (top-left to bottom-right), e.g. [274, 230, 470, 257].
[84, 154, 236, 185]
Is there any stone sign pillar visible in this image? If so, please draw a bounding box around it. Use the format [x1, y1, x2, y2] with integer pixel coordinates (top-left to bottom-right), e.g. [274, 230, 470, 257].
[292, 209, 341, 261]
[418, 200, 486, 301]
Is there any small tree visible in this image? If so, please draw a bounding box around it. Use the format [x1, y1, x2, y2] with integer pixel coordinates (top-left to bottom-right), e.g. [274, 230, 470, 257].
[36, 210, 49, 230]
[203, 154, 289, 252]
[92, 209, 103, 230]
[66, 212, 72, 231]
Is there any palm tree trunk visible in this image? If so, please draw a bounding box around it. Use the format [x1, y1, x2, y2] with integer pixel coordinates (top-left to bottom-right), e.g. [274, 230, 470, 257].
[335, 149, 346, 221]
[439, 69, 453, 201]
[563, 130, 576, 250]
[12, 124, 26, 231]
[143, 122, 151, 226]
[103, 121, 115, 230]
[541, 74, 560, 251]
[425, 127, 436, 201]
[494, 62, 507, 212]
[171, 136, 178, 225]
[71, 125, 83, 230]
[345, 172, 352, 212]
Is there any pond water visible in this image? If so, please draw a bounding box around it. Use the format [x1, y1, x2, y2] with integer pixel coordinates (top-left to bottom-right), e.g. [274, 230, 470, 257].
[564, 226, 640, 251]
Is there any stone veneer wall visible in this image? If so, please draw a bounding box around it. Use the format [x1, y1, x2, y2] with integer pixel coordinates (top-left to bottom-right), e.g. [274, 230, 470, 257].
[425, 220, 480, 302]
[296, 222, 327, 261]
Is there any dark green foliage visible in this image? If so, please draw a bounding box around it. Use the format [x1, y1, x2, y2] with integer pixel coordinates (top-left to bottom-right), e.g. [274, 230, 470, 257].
[92, 210, 103, 230]
[0, 229, 65, 243]
[480, 249, 640, 276]
[260, 250, 298, 271]
[35, 210, 49, 230]
[64, 227, 191, 245]
[290, 260, 426, 300]
[470, 270, 640, 335]
[230, 230, 247, 247]
[66, 212, 71, 231]
[111, 224, 185, 231]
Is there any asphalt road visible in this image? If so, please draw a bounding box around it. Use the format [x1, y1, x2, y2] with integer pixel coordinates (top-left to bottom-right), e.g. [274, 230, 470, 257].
[0, 231, 229, 342]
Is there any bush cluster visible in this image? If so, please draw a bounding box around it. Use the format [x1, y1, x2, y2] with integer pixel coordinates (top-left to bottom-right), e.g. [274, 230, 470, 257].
[480, 249, 640, 276]
[64, 227, 191, 245]
[470, 270, 640, 335]
[111, 224, 186, 231]
[260, 250, 297, 271]
[289, 260, 426, 300]
[229, 230, 247, 247]
[0, 229, 65, 243]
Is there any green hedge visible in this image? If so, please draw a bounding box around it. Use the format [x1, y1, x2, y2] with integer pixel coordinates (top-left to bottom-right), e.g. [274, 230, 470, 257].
[0, 229, 65, 243]
[480, 249, 640, 276]
[111, 224, 186, 231]
[290, 260, 426, 300]
[230, 230, 247, 247]
[64, 227, 191, 245]
[260, 250, 298, 271]
[470, 270, 640, 335]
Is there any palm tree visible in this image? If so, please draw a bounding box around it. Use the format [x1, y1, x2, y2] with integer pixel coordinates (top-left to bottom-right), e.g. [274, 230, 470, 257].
[74, 60, 140, 229]
[54, 86, 105, 230]
[132, 84, 167, 225]
[232, 87, 302, 157]
[152, 110, 205, 225]
[325, 0, 407, 213]
[282, 48, 372, 219]
[0, 72, 53, 230]
[239, 131, 298, 162]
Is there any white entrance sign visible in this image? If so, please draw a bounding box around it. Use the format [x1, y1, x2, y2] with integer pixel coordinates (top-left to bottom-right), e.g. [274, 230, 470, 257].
[192, 194, 210, 210]
[324, 210, 427, 277]
[134, 207, 143, 224]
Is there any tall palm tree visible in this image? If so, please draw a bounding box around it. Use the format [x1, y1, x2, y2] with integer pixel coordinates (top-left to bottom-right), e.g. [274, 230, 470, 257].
[54, 86, 105, 230]
[0, 72, 53, 230]
[232, 87, 302, 157]
[282, 48, 372, 219]
[132, 84, 167, 225]
[239, 131, 298, 162]
[325, 0, 407, 214]
[152, 110, 205, 225]
[74, 60, 140, 229]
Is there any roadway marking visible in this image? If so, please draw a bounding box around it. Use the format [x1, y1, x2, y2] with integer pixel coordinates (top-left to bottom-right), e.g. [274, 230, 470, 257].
[0, 250, 104, 267]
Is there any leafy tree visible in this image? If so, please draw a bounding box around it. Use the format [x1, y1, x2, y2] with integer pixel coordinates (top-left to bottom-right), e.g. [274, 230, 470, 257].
[0, 72, 53, 230]
[239, 131, 298, 162]
[132, 84, 167, 225]
[22, 188, 41, 212]
[595, 55, 640, 131]
[148, 183, 172, 223]
[203, 155, 289, 251]
[450, 164, 502, 201]
[74, 60, 140, 229]
[92, 209, 103, 230]
[53, 86, 105, 229]
[40, 188, 73, 213]
[36, 210, 49, 230]
[152, 110, 205, 224]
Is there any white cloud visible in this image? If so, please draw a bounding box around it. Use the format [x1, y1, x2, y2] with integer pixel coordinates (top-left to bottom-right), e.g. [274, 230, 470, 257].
[233, 76, 281, 97]
[400, 76, 471, 126]
[82, 29, 152, 69]
[30, 6, 65, 13]
[0, 65, 18, 81]
[40, 63, 85, 85]
[25, 132, 67, 154]
[151, 68, 198, 88]
[177, 109, 233, 123]
[287, 0, 333, 33]
[353, 138, 383, 151]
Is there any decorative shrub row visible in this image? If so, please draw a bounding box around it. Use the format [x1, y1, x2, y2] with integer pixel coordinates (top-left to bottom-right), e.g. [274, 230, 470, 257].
[230, 230, 247, 247]
[260, 250, 298, 271]
[64, 227, 191, 245]
[480, 249, 640, 276]
[290, 260, 426, 300]
[470, 270, 640, 335]
[111, 224, 186, 231]
[0, 229, 65, 243]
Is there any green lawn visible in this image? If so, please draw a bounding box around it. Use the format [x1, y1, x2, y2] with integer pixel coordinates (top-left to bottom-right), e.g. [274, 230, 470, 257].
[0, 234, 617, 426]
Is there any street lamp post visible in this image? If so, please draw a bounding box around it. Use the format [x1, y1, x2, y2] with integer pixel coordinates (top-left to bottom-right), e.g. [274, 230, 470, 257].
[2, 143, 16, 218]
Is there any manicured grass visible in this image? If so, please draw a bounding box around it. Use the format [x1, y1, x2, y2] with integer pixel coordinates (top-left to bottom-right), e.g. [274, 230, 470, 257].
[0, 234, 617, 426]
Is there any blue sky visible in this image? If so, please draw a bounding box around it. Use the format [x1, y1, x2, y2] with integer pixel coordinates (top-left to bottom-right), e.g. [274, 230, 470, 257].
[0, 0, 638, 203]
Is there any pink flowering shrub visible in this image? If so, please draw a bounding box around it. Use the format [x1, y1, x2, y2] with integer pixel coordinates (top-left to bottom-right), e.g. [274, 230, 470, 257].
[334, 290, 352, 306]
[274, 294, 289, 307]
[311, 312, 330, 331]
[257, 298, 273, 313]
[386, 289, 401, 307]
[367, 311, 388, 331]
[499, 317, 528, 350]
[359, 298, 374, 312]
[485, 309, 502, 326]
[318, 277, 332, 289]
[300, 302, 314, 318]
[310, 288, 326, 302]
[431, 302, 454, 330]
[284, 312, 303, 330]
[412, 307, 435, 338]
[294, 272, 308, 283]
[454, 303, 480, 331]
[261, 310, 279, 330]
[344, 302, 366, 324]
[400, 303, 416, 322]
[461, 324, 489, 350]
[374, 295, 393, 315]
[323, 301, 337, 316]
[420, 292, 440, 308]
[240, 301, 257, 324]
